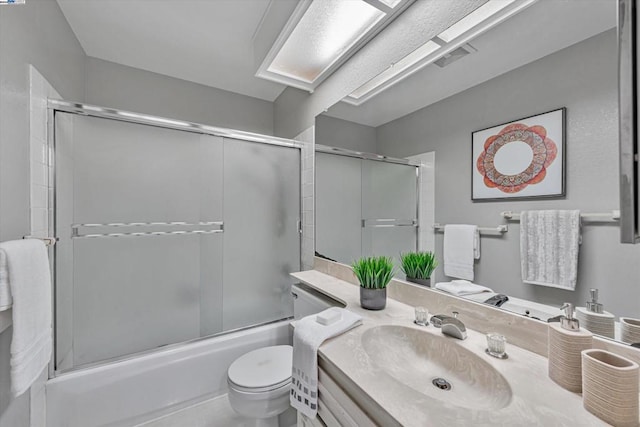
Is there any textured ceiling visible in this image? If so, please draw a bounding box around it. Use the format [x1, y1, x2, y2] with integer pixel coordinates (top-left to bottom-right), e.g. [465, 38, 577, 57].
[324, 0, 617, 127]
[56, 0, 287, 101]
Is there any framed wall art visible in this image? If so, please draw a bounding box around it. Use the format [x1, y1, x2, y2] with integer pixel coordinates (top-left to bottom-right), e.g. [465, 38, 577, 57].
[472, 108, 566, 201]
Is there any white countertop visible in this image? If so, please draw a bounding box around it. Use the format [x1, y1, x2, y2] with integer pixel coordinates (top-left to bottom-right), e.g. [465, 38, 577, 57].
[292, 269, 609, 427]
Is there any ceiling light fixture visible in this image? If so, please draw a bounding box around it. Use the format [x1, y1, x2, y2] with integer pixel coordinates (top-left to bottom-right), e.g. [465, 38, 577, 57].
[343, 0, 537, 106]
[255, 0, 414, 92]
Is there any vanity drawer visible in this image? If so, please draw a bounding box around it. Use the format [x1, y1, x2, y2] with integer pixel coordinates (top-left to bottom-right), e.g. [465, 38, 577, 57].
[318, 367, 377, 427]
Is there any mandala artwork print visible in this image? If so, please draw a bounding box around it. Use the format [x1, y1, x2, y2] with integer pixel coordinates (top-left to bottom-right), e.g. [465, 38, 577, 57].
[476, 123, 557, 193]
[472, 108, 565, 201]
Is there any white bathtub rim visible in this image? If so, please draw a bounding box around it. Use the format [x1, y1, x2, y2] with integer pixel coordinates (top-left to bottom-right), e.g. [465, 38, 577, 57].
[48, 317, 293, 382]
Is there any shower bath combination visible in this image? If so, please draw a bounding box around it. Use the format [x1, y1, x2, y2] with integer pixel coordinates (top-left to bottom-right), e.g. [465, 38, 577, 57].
[45, 100, 305, 426]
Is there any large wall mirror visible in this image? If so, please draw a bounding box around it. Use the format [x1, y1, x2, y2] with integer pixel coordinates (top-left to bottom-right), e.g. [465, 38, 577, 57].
[314, 0, 640, 346]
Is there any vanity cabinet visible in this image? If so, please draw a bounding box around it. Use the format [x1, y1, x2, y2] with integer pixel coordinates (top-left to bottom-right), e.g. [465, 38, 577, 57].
[296, 367, 378, 427]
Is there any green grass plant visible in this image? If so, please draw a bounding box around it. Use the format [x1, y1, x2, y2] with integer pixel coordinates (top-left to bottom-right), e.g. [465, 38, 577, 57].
[352, 256, 395, 289]
[400, 251, 438, 279]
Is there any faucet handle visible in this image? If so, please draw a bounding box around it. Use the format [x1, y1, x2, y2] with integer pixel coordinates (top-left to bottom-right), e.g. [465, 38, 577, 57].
[452, 311, 459, 319]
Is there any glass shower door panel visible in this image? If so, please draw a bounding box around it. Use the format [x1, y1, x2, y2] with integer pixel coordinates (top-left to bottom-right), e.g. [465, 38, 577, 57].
[72, 236, 206, 366]
[315, 153, 362, 264]
[222, 139, 300, 330]
[365, 227, 418, 262]
[55, 113, 223, 368]
[361, 161, 417, 265]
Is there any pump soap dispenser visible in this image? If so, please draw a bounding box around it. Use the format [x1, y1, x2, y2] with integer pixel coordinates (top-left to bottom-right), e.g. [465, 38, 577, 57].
[575, 289, 615, 339]
[548, 303, 593, 392]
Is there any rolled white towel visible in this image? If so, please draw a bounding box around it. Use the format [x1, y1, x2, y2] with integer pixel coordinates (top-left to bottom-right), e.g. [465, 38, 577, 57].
[435, 280, 493, 296]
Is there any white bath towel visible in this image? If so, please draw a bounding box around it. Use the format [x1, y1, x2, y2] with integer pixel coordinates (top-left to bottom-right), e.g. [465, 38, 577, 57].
[291, 307, 362, 418]
[435, 280, 493, 296]
[444, 225, 479, 281]
[0, 240, 52, 396]
[520, 210, 581, 290]
[0, 250, 13, 311]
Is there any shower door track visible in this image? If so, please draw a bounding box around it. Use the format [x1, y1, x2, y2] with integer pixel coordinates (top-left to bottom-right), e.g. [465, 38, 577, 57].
[48, 99, 303, 149]
[47, 100, 304, 377]
[315, 143, 421, 166]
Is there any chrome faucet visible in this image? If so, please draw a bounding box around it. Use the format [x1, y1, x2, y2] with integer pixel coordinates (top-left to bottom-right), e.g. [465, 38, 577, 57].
[439, 311, 467, 340]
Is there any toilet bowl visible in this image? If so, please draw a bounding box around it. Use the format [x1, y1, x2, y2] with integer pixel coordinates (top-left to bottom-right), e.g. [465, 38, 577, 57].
[227, 284, 337, 426]
[227, 345, 293, 427]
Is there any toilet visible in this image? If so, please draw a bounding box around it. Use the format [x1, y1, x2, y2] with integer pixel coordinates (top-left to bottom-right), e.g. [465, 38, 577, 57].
[226, 283, 334, 427]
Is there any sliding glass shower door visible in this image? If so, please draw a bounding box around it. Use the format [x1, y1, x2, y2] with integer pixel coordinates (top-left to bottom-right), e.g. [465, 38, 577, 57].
[54, 113, 300, 372]
[315, 152, 418, 267]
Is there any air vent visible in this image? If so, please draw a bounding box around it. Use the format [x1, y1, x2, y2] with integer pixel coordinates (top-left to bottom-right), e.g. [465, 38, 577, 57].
[434, 43, 477, 68]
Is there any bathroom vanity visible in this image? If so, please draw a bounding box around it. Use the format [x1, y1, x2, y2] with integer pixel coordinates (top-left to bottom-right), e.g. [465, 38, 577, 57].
[290, 258, 639, 426]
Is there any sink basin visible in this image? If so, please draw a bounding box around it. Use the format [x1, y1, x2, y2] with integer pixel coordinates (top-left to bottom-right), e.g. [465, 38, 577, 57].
[361, 325, 513, 411]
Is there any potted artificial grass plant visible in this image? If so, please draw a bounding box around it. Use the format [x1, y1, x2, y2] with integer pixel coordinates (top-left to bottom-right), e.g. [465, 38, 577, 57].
[400, 251, 438, 287]
[352, 256, 394, 310]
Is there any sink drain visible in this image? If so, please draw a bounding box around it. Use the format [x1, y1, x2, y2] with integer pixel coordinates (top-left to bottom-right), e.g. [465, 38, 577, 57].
[432, 378, 452, 391]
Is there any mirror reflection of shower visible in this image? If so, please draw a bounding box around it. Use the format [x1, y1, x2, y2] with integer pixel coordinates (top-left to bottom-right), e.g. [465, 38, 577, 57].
[315, 146, 419, 269]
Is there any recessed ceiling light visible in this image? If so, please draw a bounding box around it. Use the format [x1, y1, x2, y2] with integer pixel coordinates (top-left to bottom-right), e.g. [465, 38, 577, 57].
[255, 0, 414, 91]
[438, 0, 516, 43]
[343, 0, 535, 105]
[267, 0, 385, 84]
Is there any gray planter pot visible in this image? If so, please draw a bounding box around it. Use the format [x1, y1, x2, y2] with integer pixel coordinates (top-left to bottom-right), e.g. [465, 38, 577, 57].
[360, 287, 387, 310]
[406, 277, 431, 287]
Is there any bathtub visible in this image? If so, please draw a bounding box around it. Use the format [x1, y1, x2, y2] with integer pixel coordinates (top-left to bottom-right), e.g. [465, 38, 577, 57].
[46, 320, 292, 427]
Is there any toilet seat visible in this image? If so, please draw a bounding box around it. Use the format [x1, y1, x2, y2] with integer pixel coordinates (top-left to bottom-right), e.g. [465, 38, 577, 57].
[227, 345, 292, 393]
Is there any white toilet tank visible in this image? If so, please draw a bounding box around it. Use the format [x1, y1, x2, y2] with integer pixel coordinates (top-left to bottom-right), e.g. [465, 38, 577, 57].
[291, 283, 343, 319]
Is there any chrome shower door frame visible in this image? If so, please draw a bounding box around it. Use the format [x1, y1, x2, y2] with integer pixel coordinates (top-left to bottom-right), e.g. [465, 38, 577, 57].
[47, 100, 304, 377]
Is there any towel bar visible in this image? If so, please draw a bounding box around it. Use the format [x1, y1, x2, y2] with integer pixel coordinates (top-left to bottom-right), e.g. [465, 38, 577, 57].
[432, 224, 507, 234]
[501, 210, 620, 222]
[362, 219, 417, 228]
[71, 221, 224, 239]
[22, 236, 58, 246]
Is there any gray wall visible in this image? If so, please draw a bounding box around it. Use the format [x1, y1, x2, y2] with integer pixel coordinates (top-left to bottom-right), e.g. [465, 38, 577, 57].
[316, 115, 377, 153]
[85, 57, 275, 135]
[377, 29, 640, 318]
[0, 0, 87, 425]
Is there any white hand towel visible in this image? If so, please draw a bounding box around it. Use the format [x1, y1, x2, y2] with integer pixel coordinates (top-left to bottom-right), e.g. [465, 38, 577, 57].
[444, 225, 479, 281]
[291, 307, 362, 418]
[520, 210, 581, 290]
[435, 280, 493, 296]
[0, 240, 52, 396]
[0, 250, 13, 311]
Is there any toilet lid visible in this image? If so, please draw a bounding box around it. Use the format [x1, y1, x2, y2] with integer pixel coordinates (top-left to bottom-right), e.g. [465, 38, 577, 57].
[228, 345, 292, 390]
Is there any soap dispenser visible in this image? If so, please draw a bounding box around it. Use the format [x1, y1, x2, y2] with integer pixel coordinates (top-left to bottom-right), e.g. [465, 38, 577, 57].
[548, 302, 593, 392]
[575, 289, 615, 339]
[586, 289, 603, 313]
